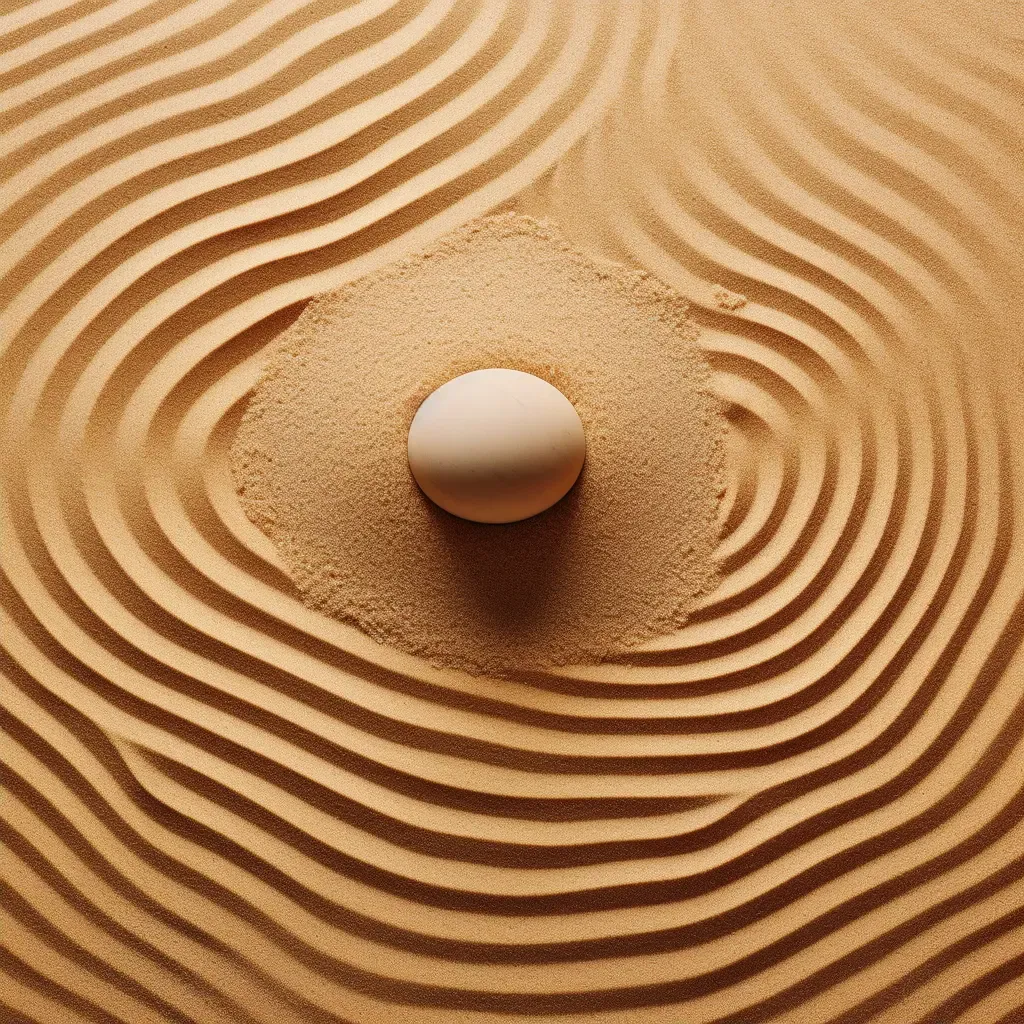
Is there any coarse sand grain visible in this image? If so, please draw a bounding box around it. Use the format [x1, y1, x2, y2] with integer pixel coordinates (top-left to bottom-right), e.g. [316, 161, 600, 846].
[231, 213, 726, 676]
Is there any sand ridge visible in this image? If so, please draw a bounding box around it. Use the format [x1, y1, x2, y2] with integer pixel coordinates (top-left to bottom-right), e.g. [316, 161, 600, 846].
[1, 0, 1023, 1022]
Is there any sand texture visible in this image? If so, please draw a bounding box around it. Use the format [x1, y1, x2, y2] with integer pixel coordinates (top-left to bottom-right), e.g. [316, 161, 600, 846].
[2, 0, 1024, 1022]
[231, 213, 725, 676]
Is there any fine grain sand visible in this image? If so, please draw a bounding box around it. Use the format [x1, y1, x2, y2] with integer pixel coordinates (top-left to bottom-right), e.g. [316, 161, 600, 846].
[231, 213, 725, 676]
[1, 0, 1023, 1022]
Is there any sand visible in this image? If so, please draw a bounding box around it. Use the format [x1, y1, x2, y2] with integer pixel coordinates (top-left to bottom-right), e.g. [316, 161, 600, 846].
[1, 0, 1023, 1022]
[231, 213, 725, 676]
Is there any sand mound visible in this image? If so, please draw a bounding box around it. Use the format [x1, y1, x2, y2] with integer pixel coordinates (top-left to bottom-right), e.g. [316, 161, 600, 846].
[231, 213, 725, 676]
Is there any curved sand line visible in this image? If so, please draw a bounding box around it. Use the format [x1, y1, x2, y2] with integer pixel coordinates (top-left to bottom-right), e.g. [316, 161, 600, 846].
[1, 0, 1023, 1020]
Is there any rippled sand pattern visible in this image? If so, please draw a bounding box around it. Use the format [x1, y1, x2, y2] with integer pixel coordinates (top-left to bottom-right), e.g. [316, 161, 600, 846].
[2, 0, 1023, 1021]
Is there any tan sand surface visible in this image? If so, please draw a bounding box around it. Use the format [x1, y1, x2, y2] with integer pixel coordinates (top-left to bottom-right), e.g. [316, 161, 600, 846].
[230, 212, 725, 676]
[1, 0, 1022, 1021]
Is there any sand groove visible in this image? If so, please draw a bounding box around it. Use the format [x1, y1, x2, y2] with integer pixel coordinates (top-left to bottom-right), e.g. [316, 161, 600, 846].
[2, 0, 1023, 1020]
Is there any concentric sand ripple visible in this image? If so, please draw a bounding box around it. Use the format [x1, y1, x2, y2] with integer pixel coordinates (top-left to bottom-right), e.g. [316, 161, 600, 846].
[2, 0, 1023, 1021]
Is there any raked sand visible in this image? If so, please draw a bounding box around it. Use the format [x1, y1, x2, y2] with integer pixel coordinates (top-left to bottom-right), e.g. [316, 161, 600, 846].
[1, 0, 1023, 1022]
